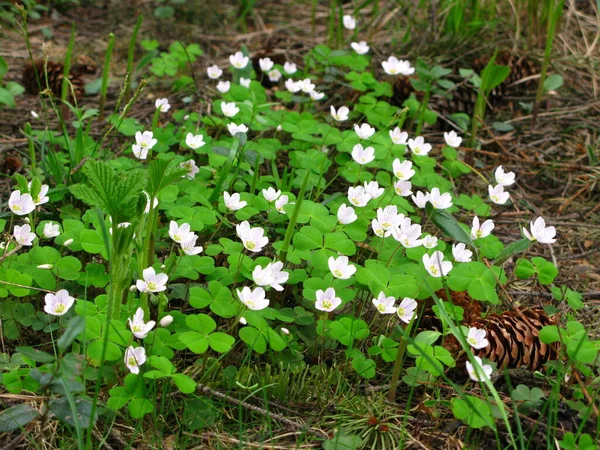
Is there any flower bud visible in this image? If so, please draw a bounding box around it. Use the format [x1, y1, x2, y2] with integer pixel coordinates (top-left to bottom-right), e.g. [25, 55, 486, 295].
[63, 238, 74, 247]
[160, 264, 166, 270]
[239, 317, 247, 325]
[24, 217, 30, 224]
[159, 315, 173, 327]
[31, 111, 39, 119]
[281, 327, 290, 335]
[37, 264, 54, 270]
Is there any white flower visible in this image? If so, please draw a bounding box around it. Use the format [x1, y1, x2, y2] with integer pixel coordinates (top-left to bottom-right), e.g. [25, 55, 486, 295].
[351, 41, 370, 55]
[372, 292, 397, 314]
[376, 205, 403, 231]
[259, 57, 274, 72]
[285, 78, 302, 93]
[364, 181, 384, 199]
[217, 80, 231, 93]
[391, 223, 423, 248]
[396, 298, 418, 324]
[31, 110, 39, 119]
[382, 56, 415, 76]
[180, 159, 199, 179]
[268, 69, 282, 82]
[185, 132, 205, 150]
[422, 235, 438, 249]
[13, 224, 36, 246]
[221, 101, 239, 117]
[348, 186, 371, 207]
[275, 194, 290, 214]
[372, 219, 386, 237]
[389, 127, 409, 145]
[488, 184, 510, 205]
[262, 187, 281, 202]
[444, 131, 462, 148]
[411, 191, 429, 208]
[43, 222, 60, 238]
[523, 217, 556, 244]
[207, 64, 222, 79]
[224, 191, 247, 211]
[351, 143, 375, 165]
[428, 188, 453, 210]
[181, 234, 203, 255]
[128, 307, 156, 339]
[229, 51, 249, 69]
[309, 90, 325, 100]
[9, 191, 36, 215]
[237, 286, 269, 310]
[392, 159, 415, 181]
[315, 288, 342, 312]
[466, 356, 493, 382]
[132, 131, 157, 159]
[471, 216, 494, 239]
[252, 261, 289, 291]
[44, 289, 74, 316]
[394, 180, 413, 197]
[343, 15, 356, 30]
[236, 220, 268, 253]
[240, 77, 251, 88]
[330, 106, 349, 121]
[452, 243, 473, 262]
[423, 251, 453, 277]
[408, 136, 432, 156]
[155, 98, 170, 112]
[29, 183, 49, 205]
[124, 346, 146, 374]
[283, 62, 297, 74]
[494, 166, 516, 187]
[159, 315, 173, 327]
[466, 327, 489, 350]
[337, 204, 357, 225]
[328, 255, 356, 279]
[169, 221, 193, 244]
[136, 267, 168, 293]
[299, 78, 315, 93]
[228, 123, 249, 136]
[354, 123, 375, 140]
[143, 191, 158, 214]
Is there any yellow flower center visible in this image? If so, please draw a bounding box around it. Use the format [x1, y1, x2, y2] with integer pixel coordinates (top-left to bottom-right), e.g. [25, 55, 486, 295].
[396, 171, 403, 178]
[334, 270, 343, 278]
[377, 304, 386, 312]
[133, 325, 142, 332]
[246, 241, 256, 250]
[128, 357, 137, 367]
[147, 282, 157, 291]
[55, 304, 65, 314]
[322, 300, 332, 310]
[397, 307, 405, 316]
[429, 265, 439, 275]
[468, 337, 476, 345]
[13, 205, 21, 211]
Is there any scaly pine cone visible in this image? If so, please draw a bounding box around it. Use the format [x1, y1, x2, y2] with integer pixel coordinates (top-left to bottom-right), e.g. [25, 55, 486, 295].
[22, 57, 94, 102]
[419, 290, 482, 333]
[432, 82, 479, 118]
[390, 75, 417, 108]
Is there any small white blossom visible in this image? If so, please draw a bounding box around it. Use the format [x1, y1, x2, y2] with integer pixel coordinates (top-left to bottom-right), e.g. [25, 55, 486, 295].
[396, 298, 418, 323]
[376, 205, 404, 231]
[337, 204, 357, 225]
[128, 307, 156, 339]
[239, 317, 247, 325]
[229, 51, 249, 69]
[13, 224, 36, 246]
[180, 159, 199, 179]
[411, 191, 429, 208]
[372, 219, 386, 237]
[348, 186, 371, 207]
[181, 234, 203, 255]
[328, 255, 356, 279]
[132, 131, 157, 159]
[29, 183, 49, 206]
[299, 78, 315, 93]
[185, 133, 205, 150]
[262, 187, 281, 202]
[330, 106, 349, 121]
[423, 251, 453, 277]
[392, 159, 415, 181]
[444, 131, 462, 148]
[452, 243, 473, 262]
[466, 356, 493, 382]
[422, 235, 438, 249]
[9, 191, 36, 216]
[268, 69, 282, 82]
[351, 143, 375, 165]
[391, 223, 423, 248]
[389, 127, 409, 145]
[372, 292, 397, 314]
[494, 166, 516, 187]
[315, 288, 342, 312]
[488, 184, 510, 205]
[394, 180, 413, 197]
[159, 315, 173, 327]
[354, 123, 375, 140]
[236, 221, 268, 253]
[143, 191, 158, 214]
[471, 216, 494, 239]
[31, 110, 39, 119]
[408, 136, 432, 156]
[467, 327, 489, 350]
[364, 181, 384, 199]
[124, 346, 146, 374]
[228, 123, 249, 136]
[382, 56, 415, 76]
[275, 194, 290, 214]
[428, 188, 453, 210]
[207, 64, 223, 79]
[523, 217, 556, 244]
[281, 327, 290, 335]
[136, 267, 168, 293]
[155, 98, 170, 112]
[283, 62, 297, 74]
[237, 286, 269, 310]
[224, 191, 247, 211]
[351, 41, 369, 55]
[44, 290, 74, 316]
[240, 77, 251, 88]
[252, 261, 289, 291]
[259, 57, 274, 72]
[169, 221, 194, 244]
[221, 101, 239, 117]
[285, 78, 302, 93]
[309, 90, 325, 100]
[217, 80, 231, 93]
[343, 15, 356, 30]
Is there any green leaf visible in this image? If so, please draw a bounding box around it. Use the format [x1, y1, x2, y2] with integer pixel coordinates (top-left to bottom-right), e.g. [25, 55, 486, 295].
[351, 356, 376, 379]
[328, 317, 369, 346]
[323, 431, 363, 450]
[452, 396, 494, 429]
[16, 346, 55, 363]
[185, 314, 216, 333]
[239, 326, 267, 354]
[0, 404, 40, 432]
[543, 74, 563, 91]
[172, 374, 196, 393]
[57, 316, 86, 352]
[128, 398, 154, 418]
[532, 257, 558, 285]
[426, 204, 472, 245]
[494, 239, 531, 265]
[539, 325, 560, 344]
[208, 332, 235, 353]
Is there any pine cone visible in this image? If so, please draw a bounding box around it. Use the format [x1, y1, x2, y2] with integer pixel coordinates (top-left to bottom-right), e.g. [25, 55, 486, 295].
[22, 59, 86, 102]
[419, 290, 482, 333]
[472, 51, 539, 100]
[471, 307, 558, 371]
[390, 75, 417, 108]
[432, 83, 478, 118]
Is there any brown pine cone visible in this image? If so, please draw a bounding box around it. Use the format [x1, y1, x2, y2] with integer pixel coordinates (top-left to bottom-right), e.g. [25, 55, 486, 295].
[22, 59, 87, 102]
[419, 290, 482, 333]
[390, 75, 417, 108]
